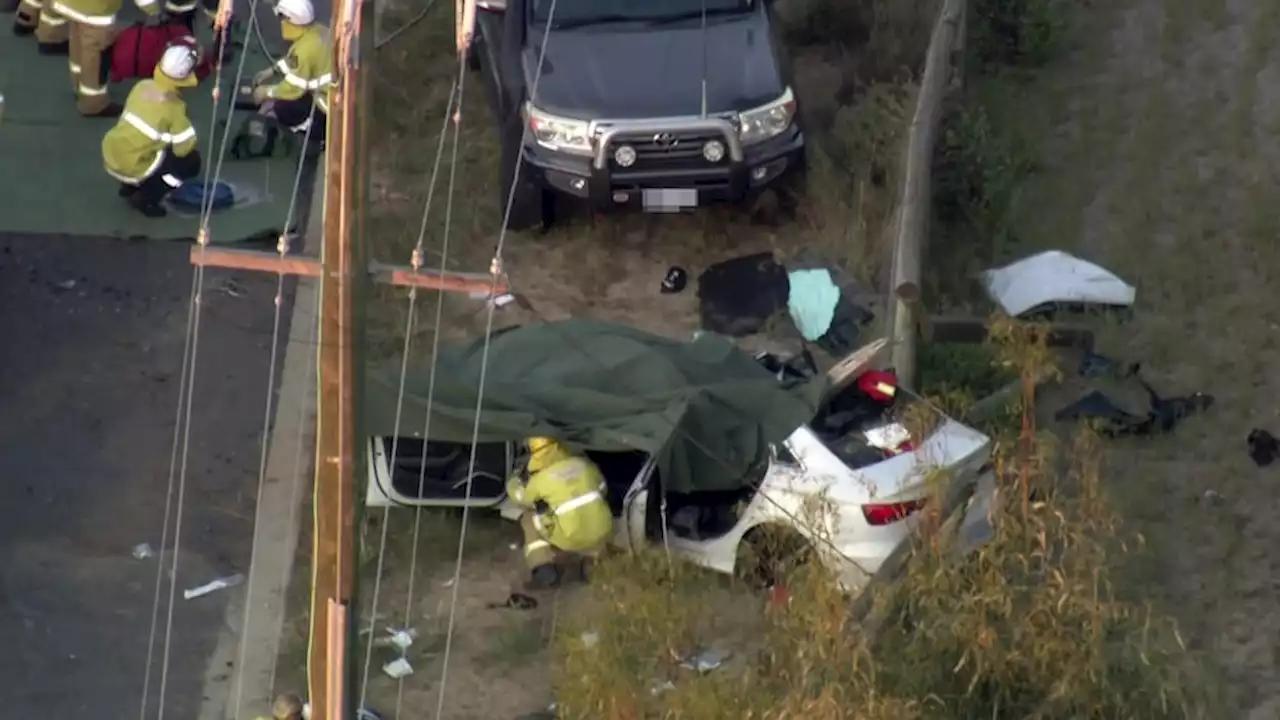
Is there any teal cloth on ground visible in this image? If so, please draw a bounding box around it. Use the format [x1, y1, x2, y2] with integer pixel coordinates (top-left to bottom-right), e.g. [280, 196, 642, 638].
[786, 268, 840, 341]
[0, 14, 308, 243]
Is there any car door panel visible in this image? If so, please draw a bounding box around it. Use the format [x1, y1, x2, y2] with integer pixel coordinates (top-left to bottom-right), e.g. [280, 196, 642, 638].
[367, 436, 515, 507]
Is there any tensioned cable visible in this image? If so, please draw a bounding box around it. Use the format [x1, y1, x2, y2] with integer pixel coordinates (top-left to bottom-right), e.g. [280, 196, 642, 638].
[356, 72, 462, 707]
[146, 4, 273, 718]
[373, 0, 438, 50]
[394, 60, 467, 720]
[432, 0, 561, 715]
[230, 102, 318, 720]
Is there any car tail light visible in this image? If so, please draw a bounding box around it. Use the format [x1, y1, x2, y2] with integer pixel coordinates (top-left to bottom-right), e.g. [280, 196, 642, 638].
[862, 498, 926, 526]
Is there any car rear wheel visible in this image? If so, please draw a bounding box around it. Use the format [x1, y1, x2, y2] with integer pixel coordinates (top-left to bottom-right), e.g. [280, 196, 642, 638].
[735, 524, 814, 589]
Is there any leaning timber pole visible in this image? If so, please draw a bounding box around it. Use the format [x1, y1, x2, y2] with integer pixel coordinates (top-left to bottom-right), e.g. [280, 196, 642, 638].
[309, 0, 366, 714]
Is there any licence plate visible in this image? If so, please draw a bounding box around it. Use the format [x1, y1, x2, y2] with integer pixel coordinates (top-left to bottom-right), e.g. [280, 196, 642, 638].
[642, 188, 697, 212]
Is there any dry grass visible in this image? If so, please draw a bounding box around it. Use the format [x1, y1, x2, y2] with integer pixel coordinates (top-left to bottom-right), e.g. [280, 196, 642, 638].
[549, 320, 1220, 719]
[364, 0, 939, 362]
[340, 0, 946, 716]
[928, 0, 1280, 714]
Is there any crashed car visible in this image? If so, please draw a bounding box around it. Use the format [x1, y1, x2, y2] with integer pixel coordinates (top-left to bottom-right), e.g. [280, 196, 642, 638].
[364, 321, 996, 591]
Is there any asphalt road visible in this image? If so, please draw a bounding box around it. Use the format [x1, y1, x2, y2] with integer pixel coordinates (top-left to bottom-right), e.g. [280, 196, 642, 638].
[0, 234, 297, 718]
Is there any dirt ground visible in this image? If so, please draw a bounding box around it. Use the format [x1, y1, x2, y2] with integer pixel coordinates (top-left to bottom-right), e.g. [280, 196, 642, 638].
[331, 0, 939, 716]
[962, 0, 1280, 714]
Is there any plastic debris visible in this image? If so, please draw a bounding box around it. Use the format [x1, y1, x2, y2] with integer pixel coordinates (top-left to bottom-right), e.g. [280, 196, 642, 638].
[132, 543, 155, 560]
[786, 268, 840, 341]
[383, 657, 413, 679]
[650, 681, 676, 696]
[679, 647, 731, 673]
[1248, 429, 1278, 467]
[579, 631, 600, 649]
[373, 627, 417, 651]
[981, 250, 1136, 317]
[184, 573, 245, 600]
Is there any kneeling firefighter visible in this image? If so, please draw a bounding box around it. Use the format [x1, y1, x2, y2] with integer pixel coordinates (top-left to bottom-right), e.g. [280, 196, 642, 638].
[102, 42, 202, 218]
[250, 0, 332, 139]
[506, 437, 613, 589]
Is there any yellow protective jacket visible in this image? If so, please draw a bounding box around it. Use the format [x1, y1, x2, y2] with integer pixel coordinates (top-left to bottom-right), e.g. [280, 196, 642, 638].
[102, 80, 196, 183]
[506, 446, 612, 553]
[53, 0, 154, 26]
[266, 24, 335, 114]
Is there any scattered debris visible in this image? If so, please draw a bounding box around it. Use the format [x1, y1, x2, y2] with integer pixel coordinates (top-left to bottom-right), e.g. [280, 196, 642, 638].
[1055, 375, 1214, 438]
[661, 266, 688, 294]
[1201, 489, 1225, 506]
[382, 657, 413, 679]
[1248, 429, 1278, 467]
[132, 542, 155, 560]
[650, 680, 677, 696]
[981, 250, 1136, 317]
[487, 592, 539, 610]
[1077, 349, 1139, 379]
[372, 627, 416, 652]
[579, 630, 599, 649]
[697, 252, 789, 337]
[678, 647, 731, 673]
[184, 573, 244, 600]
[786, 268, 840, 341]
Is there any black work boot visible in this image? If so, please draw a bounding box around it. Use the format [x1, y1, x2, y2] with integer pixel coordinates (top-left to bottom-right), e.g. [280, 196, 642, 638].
[38, 40, 69, 55]
[524, 564, 561, 590]
[83, 102, 123, 118]
[13, 21, 36, 36]
[129, 193, 168, 218]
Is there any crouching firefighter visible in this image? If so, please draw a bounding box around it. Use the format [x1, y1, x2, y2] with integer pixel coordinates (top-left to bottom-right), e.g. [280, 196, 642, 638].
[506, 437, 613, 589]
[102, 43, 202, 218]
[250, 0, 332, 141]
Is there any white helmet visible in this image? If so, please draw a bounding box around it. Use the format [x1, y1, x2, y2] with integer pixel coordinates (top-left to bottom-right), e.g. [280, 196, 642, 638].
[158, 42, 199, 82]
[274, 0, 315, 25]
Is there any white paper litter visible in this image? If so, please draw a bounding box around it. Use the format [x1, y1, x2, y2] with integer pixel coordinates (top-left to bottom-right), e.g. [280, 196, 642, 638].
[383, 657, 414, 679]
[981, 250, 1136, 317]
[184, 573, 245, 600]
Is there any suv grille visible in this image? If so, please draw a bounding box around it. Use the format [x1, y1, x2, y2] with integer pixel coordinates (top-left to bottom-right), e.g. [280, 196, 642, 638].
[607, 129, 731, 171]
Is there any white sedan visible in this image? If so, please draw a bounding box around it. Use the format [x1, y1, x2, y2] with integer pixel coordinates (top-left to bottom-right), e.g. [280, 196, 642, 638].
[364, 341, 997, 591]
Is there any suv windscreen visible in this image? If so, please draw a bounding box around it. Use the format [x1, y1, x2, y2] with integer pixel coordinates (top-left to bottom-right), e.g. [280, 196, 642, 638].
[531, 0, 754, 28]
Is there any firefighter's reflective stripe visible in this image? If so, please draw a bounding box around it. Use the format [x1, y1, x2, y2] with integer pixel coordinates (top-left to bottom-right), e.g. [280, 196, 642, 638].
[315, 94, 328, 113]
[282, 70, 332, 91]
[78, 83, 108, 96]
[161, 173, 183, 188]
[554, 490, 604, 516]
[164, 0, 197, 10]
[69, 61, 82, 74]
[136, 0, 158, 9]
[51, 1, 114, 25]
[104, 149, 165, 184]
[123, 111, 196, 144]
[19, 0, 41, 9]
[874, 382, 896, 397]
[40, 12, 68, 24]
[524, 539, 551, 556]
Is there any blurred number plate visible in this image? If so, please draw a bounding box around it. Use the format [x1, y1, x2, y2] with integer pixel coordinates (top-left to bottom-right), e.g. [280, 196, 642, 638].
[643, 188, 697, 212]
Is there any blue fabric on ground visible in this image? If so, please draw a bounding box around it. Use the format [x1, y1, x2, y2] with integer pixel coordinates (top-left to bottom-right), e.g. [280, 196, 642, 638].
[787, 268, 840, 341]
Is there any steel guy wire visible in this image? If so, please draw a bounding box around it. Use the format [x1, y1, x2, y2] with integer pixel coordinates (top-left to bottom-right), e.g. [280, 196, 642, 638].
[396, 58, 467, 720]
[151, 6, 269, 718]
[231, 104, 318, 720]
[373, 0, 439, 50]
[358, 66, 463, 710]
[138, 270, 199, 720]
[433, 0, 560, 715]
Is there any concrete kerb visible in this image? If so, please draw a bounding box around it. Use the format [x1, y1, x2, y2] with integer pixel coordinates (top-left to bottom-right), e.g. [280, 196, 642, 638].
[197, 163, 324, 720]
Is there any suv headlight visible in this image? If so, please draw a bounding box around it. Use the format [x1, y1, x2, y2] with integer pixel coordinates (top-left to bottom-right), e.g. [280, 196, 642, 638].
[525, 103, 593, 155]
[738, 87, 797, 146]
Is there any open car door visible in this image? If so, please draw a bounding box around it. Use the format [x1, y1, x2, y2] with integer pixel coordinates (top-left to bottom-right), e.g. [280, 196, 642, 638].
[365, 436, 516, 508]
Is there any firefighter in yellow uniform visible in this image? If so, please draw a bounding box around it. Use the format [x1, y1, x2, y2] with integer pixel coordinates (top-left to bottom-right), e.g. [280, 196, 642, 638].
[13, 0, 70, 55]
[506, 437, 613, 589]
[55, 0, 159, 116]
[102, 43, 203, 218]
[250, 0, 333, 140]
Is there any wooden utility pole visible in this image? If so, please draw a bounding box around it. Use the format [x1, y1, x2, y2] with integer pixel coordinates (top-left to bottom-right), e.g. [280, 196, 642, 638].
[307, 0, 363, 713]
[192, 1, 501, 716]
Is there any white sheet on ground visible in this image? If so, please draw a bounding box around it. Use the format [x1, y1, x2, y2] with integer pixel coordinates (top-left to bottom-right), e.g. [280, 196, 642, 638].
[981, 250, 1136, 317]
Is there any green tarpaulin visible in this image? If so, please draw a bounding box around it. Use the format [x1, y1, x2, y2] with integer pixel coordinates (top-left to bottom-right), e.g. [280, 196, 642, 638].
[366, 320, 823, 494]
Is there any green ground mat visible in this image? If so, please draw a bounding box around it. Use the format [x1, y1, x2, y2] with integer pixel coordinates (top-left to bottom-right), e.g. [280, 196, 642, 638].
[0, 11, 311, 243]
